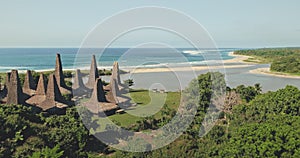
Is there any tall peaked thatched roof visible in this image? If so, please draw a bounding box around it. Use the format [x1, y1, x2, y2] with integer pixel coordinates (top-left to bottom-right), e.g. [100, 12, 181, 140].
[112, 61, 121, 85]
[7, 70, 25, 105]
[23, 70, 36, 96]
[36, 73, 47, 95]
[38, 74, 68, 111]
[54, 53, 71, 94]
[86, 55, 99, 89]
[72, 69, 84, 90]
[26, 73, 47, 106]
[90, 78, 106, 102]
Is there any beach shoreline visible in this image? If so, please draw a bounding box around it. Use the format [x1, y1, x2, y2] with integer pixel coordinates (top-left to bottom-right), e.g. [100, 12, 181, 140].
[126, 51, 254, 73]
[2, 52, 299, 79]
[0, 52, 255, 74]
[227, 52, 300, 79]
[127, 65, 251, 73]
[250, 67, 300, 79]
[225, 52, 253, 64]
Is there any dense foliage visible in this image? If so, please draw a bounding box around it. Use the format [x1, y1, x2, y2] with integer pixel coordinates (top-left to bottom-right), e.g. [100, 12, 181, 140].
[270, 56, 300, 74]
[0, 106, 106, 157]
[235, 48, 300, 59]
[0, 72, 299, 157]
[235, 48, 300, 75]
[111, 73, 300, 157]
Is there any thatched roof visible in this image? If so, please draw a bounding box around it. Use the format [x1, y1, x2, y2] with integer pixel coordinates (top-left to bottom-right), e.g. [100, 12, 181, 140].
[26, 73, 47, 105]
[7, 70, 25, 105]
[86, 55, 99, 89]
[83, 78, 118, 113]
[23, 70, 36, 96]
[54, 54, 72, 94]
[38, 74, 68, 111]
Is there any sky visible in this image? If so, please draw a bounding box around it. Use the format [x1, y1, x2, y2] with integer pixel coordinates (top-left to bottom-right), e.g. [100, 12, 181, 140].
[0, 0, 300, 48]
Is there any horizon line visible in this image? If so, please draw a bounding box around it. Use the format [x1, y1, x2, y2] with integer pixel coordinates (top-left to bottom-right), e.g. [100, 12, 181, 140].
[0, 46, 299, 49]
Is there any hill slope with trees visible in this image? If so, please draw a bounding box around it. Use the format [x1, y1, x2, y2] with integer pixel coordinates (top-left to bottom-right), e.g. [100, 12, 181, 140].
[0, 72, 299, 157]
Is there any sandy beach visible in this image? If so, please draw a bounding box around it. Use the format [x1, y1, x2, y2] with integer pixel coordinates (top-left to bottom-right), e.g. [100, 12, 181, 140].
[225, 52, 253, 64]
[13, 51, 299, 80]
[129, 65, 251, 73]
[250, 67, 300, 79]
[125, 51, 300, 80]
[128, 52, 254, 74]
[127, 52, 300, 79]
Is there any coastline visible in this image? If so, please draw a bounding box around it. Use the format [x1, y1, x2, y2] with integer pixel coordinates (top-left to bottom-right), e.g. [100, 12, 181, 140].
[0, 52, 255, 74]
[250, 67, 300, 79]
[128, 65, 251, 73]
[225, 52, 253, 64]
[127, 51, 254, 73]
[229, 52, 300, 79]
[2, 52, 299, 79]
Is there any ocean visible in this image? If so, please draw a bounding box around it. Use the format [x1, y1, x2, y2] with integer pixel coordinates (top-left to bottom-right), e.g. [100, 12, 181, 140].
[0, 48, 236, 72]
[0, 48, 299, 92]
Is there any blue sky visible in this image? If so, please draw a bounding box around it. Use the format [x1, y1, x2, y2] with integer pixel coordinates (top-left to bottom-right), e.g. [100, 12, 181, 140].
[0, 0, 300, 48]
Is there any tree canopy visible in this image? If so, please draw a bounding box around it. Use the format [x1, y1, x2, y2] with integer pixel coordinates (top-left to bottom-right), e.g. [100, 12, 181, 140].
[0, 72, 299, 157]
[234, 48, 300, 75]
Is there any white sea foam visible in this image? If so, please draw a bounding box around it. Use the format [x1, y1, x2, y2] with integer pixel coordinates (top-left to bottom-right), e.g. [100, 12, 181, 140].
[0, 60, 226, 73]
[182, 50, 203, 55]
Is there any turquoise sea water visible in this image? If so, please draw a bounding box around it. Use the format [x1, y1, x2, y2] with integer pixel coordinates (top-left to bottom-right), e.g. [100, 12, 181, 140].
[0, 48, 236, 72]
[1, 48, 299, 92]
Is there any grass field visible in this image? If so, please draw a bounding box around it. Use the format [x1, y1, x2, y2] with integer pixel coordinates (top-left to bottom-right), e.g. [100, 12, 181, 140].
[108, 90, 181, 127]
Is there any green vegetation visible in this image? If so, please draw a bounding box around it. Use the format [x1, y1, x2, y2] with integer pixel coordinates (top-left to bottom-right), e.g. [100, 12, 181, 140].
[234, 48, 300, 75]
[0, 105, 104, 157]
[29, 145, 64, 158]
[271, 56, 300, 75]
[0, 89, 180, 157]
[0, 72, 299, 157]
[111, 72, 300, 157]
[98, 69, 112, 76]
[233, 83, 262, 102]
[124, 79, 134, 87]
[109, 90, 180, 127]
